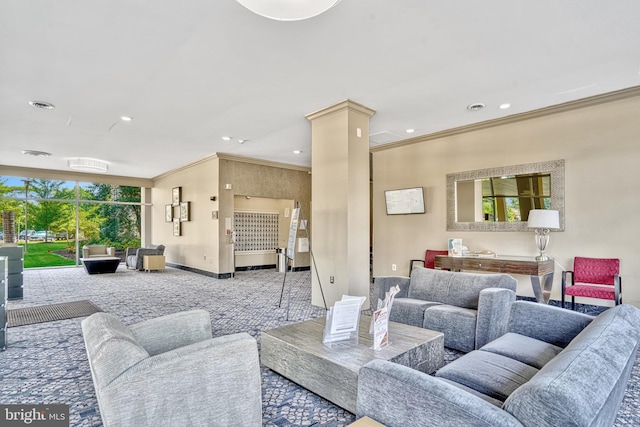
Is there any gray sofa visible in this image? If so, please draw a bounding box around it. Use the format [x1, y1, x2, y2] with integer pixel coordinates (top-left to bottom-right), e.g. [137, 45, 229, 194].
[357, 301, 640, 427]
[81, 309, 262, 427]
[125, 244, 165, 270]
[373, 266, 517, 352]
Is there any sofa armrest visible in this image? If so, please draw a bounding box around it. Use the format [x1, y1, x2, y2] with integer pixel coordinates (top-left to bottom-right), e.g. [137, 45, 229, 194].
[356, 360, 523, 427]
[82, 247, 89, 258]
[100, 333, 262, 427]
[508, 301, 594, 348]
[107, 247, 115, 257]
[129, 310, 212, 356]
[372, 276, 410, 311]
[475, 288, 516, 349]
[125, 247, 139, 257]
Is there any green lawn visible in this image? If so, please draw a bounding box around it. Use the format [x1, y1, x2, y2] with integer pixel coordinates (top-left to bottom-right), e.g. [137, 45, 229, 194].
[18, 241, 77, 268]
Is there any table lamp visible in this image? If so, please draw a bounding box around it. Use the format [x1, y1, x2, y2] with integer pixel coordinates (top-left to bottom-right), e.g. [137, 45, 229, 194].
[527, 209, 560, 261]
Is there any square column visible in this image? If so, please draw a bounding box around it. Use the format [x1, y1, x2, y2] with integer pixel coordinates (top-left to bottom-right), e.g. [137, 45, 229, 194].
[306, 100, 375, 308]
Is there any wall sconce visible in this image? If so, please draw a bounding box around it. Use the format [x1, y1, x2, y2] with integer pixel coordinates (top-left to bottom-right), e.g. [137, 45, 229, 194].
[527, 209, 560, 261]
[210, 196, 217, 201]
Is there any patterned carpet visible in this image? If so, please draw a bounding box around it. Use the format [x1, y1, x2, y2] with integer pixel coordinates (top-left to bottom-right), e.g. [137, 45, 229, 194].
[0, 266, 638, 426]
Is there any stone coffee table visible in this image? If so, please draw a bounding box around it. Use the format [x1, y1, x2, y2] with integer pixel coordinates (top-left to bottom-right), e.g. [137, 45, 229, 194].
[261, 315, 444, 413]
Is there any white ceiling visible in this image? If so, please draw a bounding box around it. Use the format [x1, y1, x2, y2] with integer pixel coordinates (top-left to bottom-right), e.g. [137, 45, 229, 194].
[1, 0, 639, 179]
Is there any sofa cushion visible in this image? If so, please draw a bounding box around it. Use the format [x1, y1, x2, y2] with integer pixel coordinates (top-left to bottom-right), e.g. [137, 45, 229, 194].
[503, 304, 640, 427]
[436, 350, 539, 401]
[389, 298, 441, 328]
[480, 333, 562, 369]
[82, 313, 149, 388]
[424, 305, 477, 352]
[88, 245, 107, 255]
[408, 267, 516, 309]
[437, 377, 505, 408]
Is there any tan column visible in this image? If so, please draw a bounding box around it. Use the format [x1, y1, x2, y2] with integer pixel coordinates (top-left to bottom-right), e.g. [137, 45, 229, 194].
[306, 100, 375, 308]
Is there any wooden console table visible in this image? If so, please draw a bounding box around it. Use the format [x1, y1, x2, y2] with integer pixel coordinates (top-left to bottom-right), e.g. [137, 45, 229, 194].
[434, 255, 555, 304]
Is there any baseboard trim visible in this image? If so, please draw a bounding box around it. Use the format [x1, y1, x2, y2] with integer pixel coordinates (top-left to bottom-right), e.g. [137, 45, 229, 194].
[166, 263, 233, 279]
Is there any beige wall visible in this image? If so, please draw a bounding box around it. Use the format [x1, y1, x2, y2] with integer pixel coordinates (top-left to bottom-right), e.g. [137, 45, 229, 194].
[372, 94, 640, 307]
[152, 154, 311, 276]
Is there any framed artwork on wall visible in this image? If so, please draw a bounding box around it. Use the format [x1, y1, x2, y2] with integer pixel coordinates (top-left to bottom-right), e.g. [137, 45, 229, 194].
[165, 205, 173, 222]
[172, 187, 181, 206]
[180, 202, 190, 222]
[173, 218, 181, 236]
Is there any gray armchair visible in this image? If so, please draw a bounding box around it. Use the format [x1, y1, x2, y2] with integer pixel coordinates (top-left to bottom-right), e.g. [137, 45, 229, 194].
[125, 244, 165, 270]
[81, 309, 262, 427]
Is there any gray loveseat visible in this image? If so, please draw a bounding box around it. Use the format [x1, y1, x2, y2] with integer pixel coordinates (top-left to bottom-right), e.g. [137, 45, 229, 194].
[373, 266, 517, 352]
[357, 301, 640, 427]
[81, 309, 262, 427]
[125, 244, 165, 271]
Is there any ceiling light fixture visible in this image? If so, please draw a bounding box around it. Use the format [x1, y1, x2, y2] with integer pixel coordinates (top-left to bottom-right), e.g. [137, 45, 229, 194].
[293, 150, 302, 154]
[406, 129, 415, 134]
[235, 0, 342, 21]
[28, 100, 55, 110]
[120, 116, 133, 122]
[67, 158, 109, 172]
[21, 150, 52, 157]
[222, 136, 232, 141]
[499, 103, 511, 109]
[467, 103, 485, 111]
[238, 139, 247, 144]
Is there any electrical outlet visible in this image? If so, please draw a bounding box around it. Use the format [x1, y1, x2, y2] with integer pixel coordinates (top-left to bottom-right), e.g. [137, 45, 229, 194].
[392, 264, 397, 271]
[330, 276, 334, 284]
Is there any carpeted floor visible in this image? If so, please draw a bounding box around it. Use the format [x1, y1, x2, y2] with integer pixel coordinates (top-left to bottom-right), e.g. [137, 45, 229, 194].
[0, 266, 638, 426]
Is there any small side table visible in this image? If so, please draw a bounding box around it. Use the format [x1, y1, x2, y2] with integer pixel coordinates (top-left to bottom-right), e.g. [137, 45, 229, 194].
[143, 255, 165, 272]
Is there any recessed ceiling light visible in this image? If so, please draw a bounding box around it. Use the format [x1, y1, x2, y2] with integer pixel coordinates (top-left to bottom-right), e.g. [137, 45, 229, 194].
[238, 139, 247, 144]
[28, 100, 55, 110]
[67, 158, 109, 172]
[499, 103, 511, 109]
[406, 129, 415, 134]
[22, 150, 52, 157]
[293, 150, 303, 154]
[222, 136, 232, 141]
[467, 103, 485, 111]
[120, 116, 133, 122]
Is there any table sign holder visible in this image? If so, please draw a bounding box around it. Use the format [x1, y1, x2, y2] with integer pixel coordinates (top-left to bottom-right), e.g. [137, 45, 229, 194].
[323, 295, 366, 348]
[370, 284, 401, 350]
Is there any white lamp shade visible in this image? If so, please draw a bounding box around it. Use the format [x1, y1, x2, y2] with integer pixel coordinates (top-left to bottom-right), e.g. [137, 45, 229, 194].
[236, 0, 342, 21]
[527, 209, 560, 229]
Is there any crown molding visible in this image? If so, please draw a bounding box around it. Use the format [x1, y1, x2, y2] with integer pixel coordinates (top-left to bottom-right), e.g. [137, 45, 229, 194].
[371, 85, 640, 152]
[153, 152, 311, 181]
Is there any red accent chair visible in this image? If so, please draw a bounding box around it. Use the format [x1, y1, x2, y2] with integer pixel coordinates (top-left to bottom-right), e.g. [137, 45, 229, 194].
[409, 249, 449, 276]
[561, 257, 621, 310]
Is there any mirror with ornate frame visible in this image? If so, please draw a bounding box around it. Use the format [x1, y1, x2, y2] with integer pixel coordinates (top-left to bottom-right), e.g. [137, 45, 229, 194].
[446, 159, 565, 232]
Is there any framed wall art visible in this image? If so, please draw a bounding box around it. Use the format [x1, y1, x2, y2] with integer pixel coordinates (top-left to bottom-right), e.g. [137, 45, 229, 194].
[165, 205, 173, 222]
[172, 187, 181, 206]
[173, 218, 181, 236]
[180, 202, 190, 222]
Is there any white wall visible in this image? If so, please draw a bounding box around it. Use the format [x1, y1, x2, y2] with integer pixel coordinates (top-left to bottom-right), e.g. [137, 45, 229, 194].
[372, 95, 640, 307]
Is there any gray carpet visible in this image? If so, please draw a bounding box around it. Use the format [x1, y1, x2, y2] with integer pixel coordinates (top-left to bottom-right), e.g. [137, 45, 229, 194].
[0, 266, 638, 426]
[7, 300, 102, 327]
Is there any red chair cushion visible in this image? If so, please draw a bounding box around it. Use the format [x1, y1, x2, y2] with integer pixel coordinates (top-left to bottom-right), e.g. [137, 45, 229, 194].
[425, 250, 449, 269]
[564, 284, 615, 300]
[573, 257, 619, 285]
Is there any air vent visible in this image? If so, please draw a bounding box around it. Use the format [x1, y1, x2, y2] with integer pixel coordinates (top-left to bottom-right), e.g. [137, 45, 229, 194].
[467, 103, 485, 111]
[21, 150, 52, 157]
[29, 101, 55, 109]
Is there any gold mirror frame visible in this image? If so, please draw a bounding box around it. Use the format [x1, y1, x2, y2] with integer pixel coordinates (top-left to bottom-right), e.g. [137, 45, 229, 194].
[446, 159, 565, 232]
